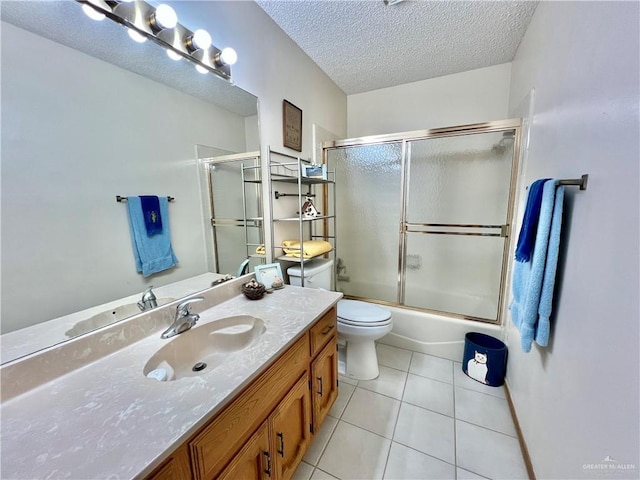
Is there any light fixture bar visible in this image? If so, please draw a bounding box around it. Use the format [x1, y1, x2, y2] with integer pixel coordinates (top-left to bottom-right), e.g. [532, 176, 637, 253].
[75, 0, 233, 80]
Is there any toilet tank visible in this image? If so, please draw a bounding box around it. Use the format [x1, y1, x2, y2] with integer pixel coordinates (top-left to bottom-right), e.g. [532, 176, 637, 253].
[287, 259, 334, 289]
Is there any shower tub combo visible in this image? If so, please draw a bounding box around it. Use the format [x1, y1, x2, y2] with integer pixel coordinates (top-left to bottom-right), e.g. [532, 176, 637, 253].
[323, 119, 521, 360]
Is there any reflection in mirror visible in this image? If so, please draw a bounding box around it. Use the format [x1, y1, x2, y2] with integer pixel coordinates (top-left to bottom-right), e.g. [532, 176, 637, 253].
[199, 151, 266, 276]
[0, 1, 259, 364]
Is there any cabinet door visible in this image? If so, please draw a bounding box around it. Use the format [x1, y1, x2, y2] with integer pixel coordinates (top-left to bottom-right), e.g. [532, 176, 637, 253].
[217, 421, 272, 480]
[311, 336, 338, 430]
[270, 374, 312, 480]
[145, 445, 192, 480]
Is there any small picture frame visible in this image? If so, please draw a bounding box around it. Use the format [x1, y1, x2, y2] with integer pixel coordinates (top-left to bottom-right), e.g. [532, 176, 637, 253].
[283, 100, 302, 152]
[301, 164, 327, 180]
[254, 263, 284, 290]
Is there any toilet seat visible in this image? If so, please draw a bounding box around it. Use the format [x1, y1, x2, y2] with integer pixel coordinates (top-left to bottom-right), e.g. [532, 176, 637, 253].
[337, 300, 391, 327]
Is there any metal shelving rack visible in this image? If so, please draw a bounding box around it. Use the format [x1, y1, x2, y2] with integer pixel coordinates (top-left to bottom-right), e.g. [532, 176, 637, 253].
[267, 146, 336, 287]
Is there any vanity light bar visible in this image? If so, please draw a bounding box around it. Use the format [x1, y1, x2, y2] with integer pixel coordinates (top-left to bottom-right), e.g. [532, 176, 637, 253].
[77, 0, 236, 81]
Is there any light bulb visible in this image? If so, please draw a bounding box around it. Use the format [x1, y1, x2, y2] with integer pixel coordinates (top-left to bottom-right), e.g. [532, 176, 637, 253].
[128, 29, 147, 43]
[151, 4, 177, 30]
[166, 49, 182, 61]
[82, 4, 105, 21]
[191, 29, 212, 50]
[195, 64, 208, 74]
[218, 47, 237, 66]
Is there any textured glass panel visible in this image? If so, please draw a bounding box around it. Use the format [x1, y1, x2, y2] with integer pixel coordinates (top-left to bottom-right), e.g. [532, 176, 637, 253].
[328, 143, 402, 303]
[210, 159, 262, 275]
[404, 233, 504, 320]
[407, 131, 514, 225]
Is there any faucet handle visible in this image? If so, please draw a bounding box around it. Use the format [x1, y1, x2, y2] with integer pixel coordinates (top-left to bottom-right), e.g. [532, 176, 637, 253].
[176, 296, 204, 316]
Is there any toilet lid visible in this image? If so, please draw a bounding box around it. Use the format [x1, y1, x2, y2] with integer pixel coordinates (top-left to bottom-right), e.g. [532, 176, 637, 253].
[337, 300, 391, 325]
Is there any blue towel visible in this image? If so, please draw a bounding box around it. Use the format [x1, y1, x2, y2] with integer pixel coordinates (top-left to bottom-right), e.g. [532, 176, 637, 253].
[126, 196, 178, 277]
[510, 180, 564, 352]
[535, 185, 564, 347]
[514, 178, 551, 262]
[140, 195, 163, 236]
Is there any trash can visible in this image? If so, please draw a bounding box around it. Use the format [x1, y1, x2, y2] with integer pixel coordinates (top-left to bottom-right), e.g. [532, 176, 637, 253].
[462, 332, 507, 387]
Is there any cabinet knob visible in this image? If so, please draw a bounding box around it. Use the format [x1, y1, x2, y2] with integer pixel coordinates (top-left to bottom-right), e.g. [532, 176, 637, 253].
[317, 377, 324, 397]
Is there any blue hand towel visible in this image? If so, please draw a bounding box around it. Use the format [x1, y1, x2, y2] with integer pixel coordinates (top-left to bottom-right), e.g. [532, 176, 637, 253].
[140, 195, 163, 236]
[535, 185, 564, 347]
[514, 178, 551, 262]
[510, 180, 564, 352]
[126, 196, 178, 277]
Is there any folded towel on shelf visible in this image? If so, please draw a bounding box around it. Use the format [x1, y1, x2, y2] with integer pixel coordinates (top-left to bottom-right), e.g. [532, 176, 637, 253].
[126, 196, 178, 277]
[514, 178, 551, 262]
[510, 181, 564, 352]
[282, 240, 332, 258]
[139, 195, 163, 236]
[255, 244, 266, 255]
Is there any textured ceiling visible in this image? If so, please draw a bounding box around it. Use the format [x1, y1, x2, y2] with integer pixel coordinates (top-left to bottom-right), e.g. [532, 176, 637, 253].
[256, 0, 538, 95]
[1, 1, 258, 117]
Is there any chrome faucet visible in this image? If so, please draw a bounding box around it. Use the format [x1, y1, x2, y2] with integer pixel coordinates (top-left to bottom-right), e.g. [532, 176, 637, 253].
[160, 297, 204, 339]
[138, 286, 157, 311]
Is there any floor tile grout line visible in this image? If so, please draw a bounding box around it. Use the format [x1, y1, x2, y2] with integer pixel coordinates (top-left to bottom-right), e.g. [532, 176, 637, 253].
[309, 417, 340, 467]
[452, 361, 458, 479]
[391, 437, 459, 469]
[382, 350, 414, 479]
[455, 417, 520, 440]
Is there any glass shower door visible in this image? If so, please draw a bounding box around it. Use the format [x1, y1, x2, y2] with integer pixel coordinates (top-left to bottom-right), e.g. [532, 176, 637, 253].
[402, 130, 516, 321]
[207, 155, 263, 275]
[327, 143, 403, 303]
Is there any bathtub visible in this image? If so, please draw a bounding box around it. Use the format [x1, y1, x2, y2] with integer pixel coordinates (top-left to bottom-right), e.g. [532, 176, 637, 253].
[375, 304, 503, 362]
[337, 279, 505, 361]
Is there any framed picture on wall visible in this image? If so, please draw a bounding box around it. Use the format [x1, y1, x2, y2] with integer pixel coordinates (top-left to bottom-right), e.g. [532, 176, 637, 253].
[283, 100, 302, 151]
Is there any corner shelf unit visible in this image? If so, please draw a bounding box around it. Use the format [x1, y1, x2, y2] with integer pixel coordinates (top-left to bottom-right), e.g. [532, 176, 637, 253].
[267, 146, 336, 287]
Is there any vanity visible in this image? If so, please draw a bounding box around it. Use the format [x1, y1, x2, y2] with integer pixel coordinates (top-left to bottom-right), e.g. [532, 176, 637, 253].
[0, 277, 342, 479]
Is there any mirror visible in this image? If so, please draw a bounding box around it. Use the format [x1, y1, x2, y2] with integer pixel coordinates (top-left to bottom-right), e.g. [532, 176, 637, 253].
[0, 1, 260, 364]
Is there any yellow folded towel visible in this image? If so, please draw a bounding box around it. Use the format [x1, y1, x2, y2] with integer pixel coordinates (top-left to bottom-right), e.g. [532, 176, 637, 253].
[255, 244, 266, 255]
[282, 240, 332, 258]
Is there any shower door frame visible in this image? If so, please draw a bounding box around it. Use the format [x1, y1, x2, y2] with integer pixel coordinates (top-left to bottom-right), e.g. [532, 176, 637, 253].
[200, 151, 264, 274]
[323, 118, 522, 325]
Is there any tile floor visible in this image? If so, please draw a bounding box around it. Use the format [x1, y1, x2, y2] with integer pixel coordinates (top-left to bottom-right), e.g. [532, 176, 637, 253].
[293, 344, 528, 480]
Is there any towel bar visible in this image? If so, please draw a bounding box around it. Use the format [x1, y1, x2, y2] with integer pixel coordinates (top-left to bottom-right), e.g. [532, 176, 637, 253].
[558, 174, 588, 190]
[116, 195, 175, 202]
[526, 175, 589, 191]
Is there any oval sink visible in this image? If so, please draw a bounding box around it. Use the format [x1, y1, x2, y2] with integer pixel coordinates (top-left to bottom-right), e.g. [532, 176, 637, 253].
[64, 298, 176, 337]
[143, 315, 266, 381]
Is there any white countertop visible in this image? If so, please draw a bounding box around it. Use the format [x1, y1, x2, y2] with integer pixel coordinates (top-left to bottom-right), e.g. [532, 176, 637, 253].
[0, 282, 342, 479]
[1, 273, 226, 364]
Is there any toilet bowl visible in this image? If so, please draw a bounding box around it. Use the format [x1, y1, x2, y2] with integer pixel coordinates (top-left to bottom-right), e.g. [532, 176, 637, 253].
[287, 260, 393, 381]
[337, 299, 392, 380]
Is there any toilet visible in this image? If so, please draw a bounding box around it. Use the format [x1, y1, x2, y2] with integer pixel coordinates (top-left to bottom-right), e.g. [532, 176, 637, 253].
[287, 259, 393, 380]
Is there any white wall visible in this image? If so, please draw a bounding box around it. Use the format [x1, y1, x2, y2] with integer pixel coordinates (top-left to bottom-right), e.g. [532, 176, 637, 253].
[347, 63, 511, 138]
[505, 2, 640, 478]
[1, 22, 248, 332]
[173, 1, 348, 156]
[173, 1, 348, 264]
[1, 2, 348, 334]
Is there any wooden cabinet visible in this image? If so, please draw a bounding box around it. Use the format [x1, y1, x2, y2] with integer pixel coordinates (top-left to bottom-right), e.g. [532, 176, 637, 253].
[270, 374, 312, 480]
[217, 422, 271, 480]
[144, 306, 338, 480]
[146, 445, 191, 480]
[311, 337, 339, 429]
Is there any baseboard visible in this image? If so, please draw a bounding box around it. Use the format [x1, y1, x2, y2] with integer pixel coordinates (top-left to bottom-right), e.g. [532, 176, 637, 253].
[504, 381, 536, 480]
